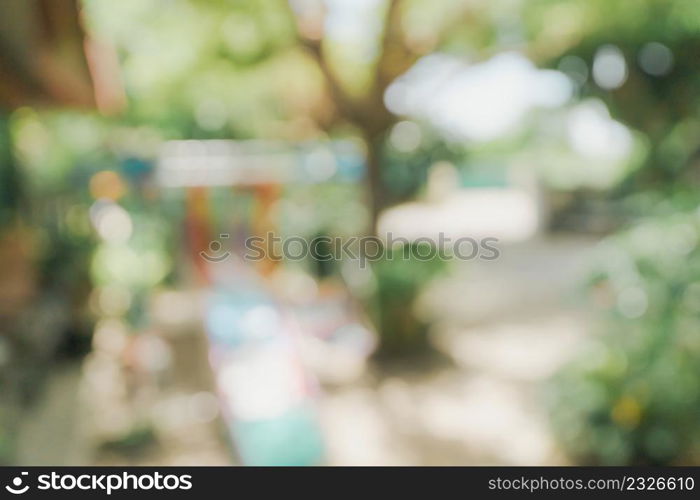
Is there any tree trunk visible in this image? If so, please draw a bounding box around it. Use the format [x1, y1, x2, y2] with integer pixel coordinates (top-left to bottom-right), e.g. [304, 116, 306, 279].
[364, 132, 386, 237]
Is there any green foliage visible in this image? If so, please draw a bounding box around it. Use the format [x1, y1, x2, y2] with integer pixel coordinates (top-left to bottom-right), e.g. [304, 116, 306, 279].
[526, 0, 700, 188]
[279, 183, 368, 238]
[369, 242, 446, 358]
[549, 209, 700, 464]
[83, 0, 316, 139]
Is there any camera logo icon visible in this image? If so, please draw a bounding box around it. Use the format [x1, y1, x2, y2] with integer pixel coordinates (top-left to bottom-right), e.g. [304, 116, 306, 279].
[5, 472, 29, 494]
[200, 234, 231, 263]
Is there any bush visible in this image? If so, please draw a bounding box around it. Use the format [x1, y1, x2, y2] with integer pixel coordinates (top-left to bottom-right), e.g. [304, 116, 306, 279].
[549, 211, 700, 464]
[368, 242, 446, 359]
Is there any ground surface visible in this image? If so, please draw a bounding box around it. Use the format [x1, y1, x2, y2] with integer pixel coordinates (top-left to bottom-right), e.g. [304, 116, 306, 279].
[15, 235, 599, 465]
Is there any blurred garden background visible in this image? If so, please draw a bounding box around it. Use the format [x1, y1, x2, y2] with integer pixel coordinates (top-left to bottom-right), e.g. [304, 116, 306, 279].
[2, 0, 700, 465]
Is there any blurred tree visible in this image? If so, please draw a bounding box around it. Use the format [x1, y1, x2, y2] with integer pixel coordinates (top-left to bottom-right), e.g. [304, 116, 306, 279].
[0, 116, 23, 226]
[525, 0, 700, 464]
[286, 0, 494, 233]
[550, 211, 700, 464]
[83, 0, 700, 223]
[524, 0, 700, 189]
[83, 0, 496, 233]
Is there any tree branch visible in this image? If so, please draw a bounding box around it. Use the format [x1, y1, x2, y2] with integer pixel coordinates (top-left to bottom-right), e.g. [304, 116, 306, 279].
[297, 36, 366, 127]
